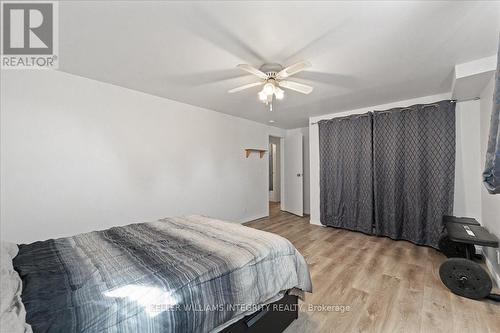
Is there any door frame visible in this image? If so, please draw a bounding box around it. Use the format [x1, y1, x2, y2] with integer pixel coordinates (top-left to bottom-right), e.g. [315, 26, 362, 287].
[268, 135, 285, 215]
[282, 133, 303, 216]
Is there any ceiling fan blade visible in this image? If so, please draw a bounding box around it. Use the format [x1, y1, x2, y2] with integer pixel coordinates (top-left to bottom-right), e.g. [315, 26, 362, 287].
[276, 60, 311, 80]
[279, 80, 314, 94]
[228, 81, 263, 93]
[237, 64, 268, 80]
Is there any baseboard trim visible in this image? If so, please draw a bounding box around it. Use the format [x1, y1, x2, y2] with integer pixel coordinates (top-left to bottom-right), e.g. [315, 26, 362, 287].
[240, 215, 268, 224]
[309, 219, 323, 226]
[478, 247, 500, 288]
[485, 253, 500, 288]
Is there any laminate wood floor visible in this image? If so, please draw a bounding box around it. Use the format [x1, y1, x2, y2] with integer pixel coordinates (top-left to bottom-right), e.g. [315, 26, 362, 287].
[244, 202, 500, 333]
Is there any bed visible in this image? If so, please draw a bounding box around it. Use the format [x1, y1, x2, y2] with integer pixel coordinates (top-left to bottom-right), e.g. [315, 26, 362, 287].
[10, 215, 312, 332]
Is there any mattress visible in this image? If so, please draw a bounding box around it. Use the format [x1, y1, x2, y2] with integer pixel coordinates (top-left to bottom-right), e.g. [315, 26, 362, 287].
[13, 215, 312, 333]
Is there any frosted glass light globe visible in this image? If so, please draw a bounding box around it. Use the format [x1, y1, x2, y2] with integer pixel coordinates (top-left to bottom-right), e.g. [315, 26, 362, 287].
[275, 88, 284, 100]
[263, 82, 275, 95]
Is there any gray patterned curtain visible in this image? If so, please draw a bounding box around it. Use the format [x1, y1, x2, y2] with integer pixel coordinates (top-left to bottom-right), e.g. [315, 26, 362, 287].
[318, 113, 373, 234]
[372, 100, 456, 248]
[483, 38, 500, 194]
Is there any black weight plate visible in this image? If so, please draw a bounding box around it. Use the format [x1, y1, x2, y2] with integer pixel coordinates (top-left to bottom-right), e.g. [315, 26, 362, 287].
[438, 235, 467, 258]
[439, 258, 492, 300]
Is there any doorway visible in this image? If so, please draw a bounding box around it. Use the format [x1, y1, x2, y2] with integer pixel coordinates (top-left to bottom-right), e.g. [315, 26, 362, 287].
[269, 136, 282, 217]
[268, 134, 304, 217]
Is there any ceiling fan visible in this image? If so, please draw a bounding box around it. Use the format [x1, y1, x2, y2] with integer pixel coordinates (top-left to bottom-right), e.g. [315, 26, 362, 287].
[228, 61, 313, 111]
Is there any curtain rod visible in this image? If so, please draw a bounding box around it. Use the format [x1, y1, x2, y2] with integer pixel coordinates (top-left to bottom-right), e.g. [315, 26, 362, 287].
[310, 97, 480, 125]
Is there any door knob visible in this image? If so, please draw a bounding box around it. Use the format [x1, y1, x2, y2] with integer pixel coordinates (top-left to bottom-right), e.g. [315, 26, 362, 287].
[297, 173, 302, 177]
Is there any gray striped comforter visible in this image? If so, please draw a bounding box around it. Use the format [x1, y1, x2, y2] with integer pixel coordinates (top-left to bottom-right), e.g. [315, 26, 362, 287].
[13, 215, 312, 333]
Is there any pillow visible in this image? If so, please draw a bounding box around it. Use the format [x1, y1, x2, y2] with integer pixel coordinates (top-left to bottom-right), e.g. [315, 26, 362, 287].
[1, 241, 18, 271]
[0, 241, 32, 333]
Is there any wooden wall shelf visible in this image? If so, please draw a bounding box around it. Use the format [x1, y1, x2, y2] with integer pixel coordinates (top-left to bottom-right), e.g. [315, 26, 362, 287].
[245, 149, 267, 159]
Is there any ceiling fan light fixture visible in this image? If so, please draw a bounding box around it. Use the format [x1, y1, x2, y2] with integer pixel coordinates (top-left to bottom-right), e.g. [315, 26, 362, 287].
[258, 91, 267, 101]
[275, 88, 284, 100]
[263, 82, 275, 96]
[229, 61, 312, 107]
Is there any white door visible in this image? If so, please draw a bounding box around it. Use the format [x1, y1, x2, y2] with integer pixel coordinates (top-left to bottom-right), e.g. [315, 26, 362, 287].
[284, 134, 303, 216]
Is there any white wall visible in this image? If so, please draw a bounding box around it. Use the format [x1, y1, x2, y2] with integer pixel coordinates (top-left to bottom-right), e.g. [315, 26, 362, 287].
[308, 92, 477, 225]
[454, 100, 482, 220]
[479, 76, 500, 283]
[0, 70, 284, 243]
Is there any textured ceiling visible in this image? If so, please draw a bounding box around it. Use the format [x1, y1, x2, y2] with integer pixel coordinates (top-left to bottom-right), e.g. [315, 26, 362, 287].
[58, 1, 500, 128]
